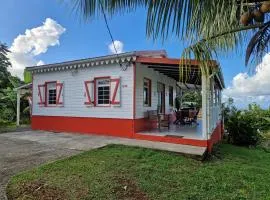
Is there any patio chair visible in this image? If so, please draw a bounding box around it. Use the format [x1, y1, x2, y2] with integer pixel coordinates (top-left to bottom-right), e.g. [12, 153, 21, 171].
[158, 113, 170, 130]
[184, 109, 200, 126]
[148, 110, 170, 131]
[174, 110, 185, 125]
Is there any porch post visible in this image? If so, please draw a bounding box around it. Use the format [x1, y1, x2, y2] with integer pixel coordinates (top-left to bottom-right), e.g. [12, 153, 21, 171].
[16, 89, 20, 126]
[201, 72, 209, 140]
[209, 78, 214, 132]
[218, 89, 222, 121]
[214, 88, 218, 125]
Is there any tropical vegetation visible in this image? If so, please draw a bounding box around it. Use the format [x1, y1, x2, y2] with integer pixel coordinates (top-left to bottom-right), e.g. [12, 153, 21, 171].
[0, 42, 29, 129]
[223, 98, 270, 147]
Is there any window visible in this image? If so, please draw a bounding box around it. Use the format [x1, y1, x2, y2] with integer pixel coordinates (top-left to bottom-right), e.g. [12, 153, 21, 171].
[97, 79, 110, 105]
[47, 82, 57, 105]
[143, 78, 151, 106]
[48, 89, 57, 104]
[169, 86, 174, 106]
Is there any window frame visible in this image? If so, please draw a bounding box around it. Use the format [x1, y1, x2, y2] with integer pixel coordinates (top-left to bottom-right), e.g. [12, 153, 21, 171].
[95, 77, 111, 107]
[169, 86, 174, 107]
[45, 81, 57, 107]
[143, 78, 152, 107]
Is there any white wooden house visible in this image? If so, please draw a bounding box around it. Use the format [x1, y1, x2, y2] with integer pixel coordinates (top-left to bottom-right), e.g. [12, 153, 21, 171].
[24, 50, 224, 152]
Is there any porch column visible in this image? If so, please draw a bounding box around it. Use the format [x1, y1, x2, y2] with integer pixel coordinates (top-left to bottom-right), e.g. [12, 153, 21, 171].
[201, 72, 209, 140]
[208, 77, 213, 133]
[214, 88, 218, 125]
[218, 89, 222, 121]
[16, 89, 20, 126]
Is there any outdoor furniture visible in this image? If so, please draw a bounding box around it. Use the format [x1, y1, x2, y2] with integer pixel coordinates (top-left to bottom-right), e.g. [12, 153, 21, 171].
[174, 110, 186, 125]
[192, 109, 200, 125]
[148, 110, 170, 130]
[158, 113, 170, 130]
[174, 109, 199, 126]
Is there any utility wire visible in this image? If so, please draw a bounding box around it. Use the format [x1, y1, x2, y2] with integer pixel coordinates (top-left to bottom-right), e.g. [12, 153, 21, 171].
[98, 0, 129, 70]
[98, 0, 120, 56]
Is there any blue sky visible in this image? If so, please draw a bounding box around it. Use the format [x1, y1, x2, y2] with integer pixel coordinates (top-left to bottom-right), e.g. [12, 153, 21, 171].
[1, 0, 269, 107]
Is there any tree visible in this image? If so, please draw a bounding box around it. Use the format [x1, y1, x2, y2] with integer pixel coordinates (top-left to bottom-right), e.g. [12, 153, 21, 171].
[0, 43, 12, 89]
[0, 42, 28, 125]
[181, 91, 202, 108]
[71, 0, 270, 72]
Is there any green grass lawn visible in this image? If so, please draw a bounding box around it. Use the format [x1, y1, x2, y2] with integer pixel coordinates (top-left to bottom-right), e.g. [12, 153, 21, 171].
[7, 144, 270, 200]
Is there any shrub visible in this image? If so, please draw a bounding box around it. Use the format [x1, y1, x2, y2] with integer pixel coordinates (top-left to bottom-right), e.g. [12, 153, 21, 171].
[226, 109, 261, 146]
[223, 101, 270, 146]
[0, 119, 14, 128]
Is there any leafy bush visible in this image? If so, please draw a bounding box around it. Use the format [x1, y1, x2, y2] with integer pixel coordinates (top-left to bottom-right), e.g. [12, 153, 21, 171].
[226, 108, 261, 146]
[224, 101, 270, 147]
[0, 119, 14, 128]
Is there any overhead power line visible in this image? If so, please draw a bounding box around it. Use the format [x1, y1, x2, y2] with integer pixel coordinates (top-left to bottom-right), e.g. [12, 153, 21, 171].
[98, 0, 119, 55]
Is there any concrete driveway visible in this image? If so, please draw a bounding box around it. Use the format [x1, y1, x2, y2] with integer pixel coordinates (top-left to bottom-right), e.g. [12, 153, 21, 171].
[0, 131, 120, 200]
[0, 130, 206, 200]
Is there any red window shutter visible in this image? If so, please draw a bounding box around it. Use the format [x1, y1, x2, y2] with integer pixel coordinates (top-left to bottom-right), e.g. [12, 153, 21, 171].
[110, 78, 120, 105]
[84, 80, 95, 106]
[56, 82, 64, 105]
[38, 84, 46, 106]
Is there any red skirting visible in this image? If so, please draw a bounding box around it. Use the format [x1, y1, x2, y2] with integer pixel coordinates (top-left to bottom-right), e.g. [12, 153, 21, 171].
[31, 116, 223, 152]
[207, 121, 223, 152]
[133, 118, 158, 132]
[32, 115, 133, 137]
[133, 133, 208, 147]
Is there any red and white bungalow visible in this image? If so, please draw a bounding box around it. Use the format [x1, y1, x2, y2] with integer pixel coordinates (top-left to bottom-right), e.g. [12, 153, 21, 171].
[24, 50, 224, 152]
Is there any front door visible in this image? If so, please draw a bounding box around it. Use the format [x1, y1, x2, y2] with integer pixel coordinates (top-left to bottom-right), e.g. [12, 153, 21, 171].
[157, 82, 165, 114]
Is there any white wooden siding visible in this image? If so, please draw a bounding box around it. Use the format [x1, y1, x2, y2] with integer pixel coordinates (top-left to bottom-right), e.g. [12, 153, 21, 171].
[135, 63, 177, 119]
[32, 64, 134, 119]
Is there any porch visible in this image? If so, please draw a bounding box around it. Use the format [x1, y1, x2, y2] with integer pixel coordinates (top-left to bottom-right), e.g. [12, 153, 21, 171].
[138, 120, 203, 140]
[135, 57, 225, 151]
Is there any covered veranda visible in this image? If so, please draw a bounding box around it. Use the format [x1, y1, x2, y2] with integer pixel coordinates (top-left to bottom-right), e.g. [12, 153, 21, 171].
[135, 57, 224, 143]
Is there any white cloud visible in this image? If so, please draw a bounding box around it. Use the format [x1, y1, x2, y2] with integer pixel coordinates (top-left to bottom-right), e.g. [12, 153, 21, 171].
[223, 53, 270, 108]
[108, 40, 124, 54]
[8, 18, 66, 79]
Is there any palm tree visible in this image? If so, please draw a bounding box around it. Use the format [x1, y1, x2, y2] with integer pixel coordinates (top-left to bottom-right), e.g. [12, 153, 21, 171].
[71, 0, 270, 73]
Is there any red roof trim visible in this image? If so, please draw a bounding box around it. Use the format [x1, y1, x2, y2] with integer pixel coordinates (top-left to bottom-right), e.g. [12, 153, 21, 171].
[136, 57, 217, 68]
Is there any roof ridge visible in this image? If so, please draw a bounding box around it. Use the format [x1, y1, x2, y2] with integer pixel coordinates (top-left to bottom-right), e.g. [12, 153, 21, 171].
[26, 50, 167, 70]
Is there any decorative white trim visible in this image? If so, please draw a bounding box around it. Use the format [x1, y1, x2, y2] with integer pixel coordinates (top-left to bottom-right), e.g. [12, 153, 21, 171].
[30, 56, 136, 74]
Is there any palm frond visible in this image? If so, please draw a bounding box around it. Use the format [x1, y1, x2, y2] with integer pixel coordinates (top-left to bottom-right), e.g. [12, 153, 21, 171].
[70, 0, 270, 73]
[245, 21, 270, 66]
[71, 0, 148, 20]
